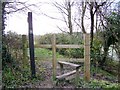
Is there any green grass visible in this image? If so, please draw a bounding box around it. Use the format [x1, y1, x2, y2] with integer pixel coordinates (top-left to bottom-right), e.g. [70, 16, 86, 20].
[28, 48, 64, 60]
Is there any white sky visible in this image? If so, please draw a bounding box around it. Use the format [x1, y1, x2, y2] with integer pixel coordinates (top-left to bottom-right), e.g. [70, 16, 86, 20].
[6, 12, 63, 35]
[5, 0, 118, 35]
[6, 0, 63, 35]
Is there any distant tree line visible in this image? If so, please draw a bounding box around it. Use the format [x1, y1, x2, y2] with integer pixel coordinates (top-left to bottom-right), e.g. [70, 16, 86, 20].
[34, 32, 84, 58]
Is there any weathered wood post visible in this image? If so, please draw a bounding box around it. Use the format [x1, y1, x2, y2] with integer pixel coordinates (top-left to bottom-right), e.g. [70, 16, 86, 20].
[52, 34, 57, 80]
[59, 63, 64, 75]
[84, 34, 90, 82]
[22, 35, 28, 68]
[28, 12, 36, 78]
[75, 67, 79, 86]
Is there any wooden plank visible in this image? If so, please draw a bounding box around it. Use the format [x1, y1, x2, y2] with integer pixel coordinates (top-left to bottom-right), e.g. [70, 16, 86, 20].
[34, 44, 83, 48]
[58, 61, 81, 68]
[56, 70, 76, 79]
[52, 34, 56, 80]
[66, 74, 76, 80]
[57, 58, 84, 62]
[84, 34, 90, 82]
[56, 44, 83, 48]
[35, 44, 52, 48]
[66, 68, 81, 80]
[29, 57, 84, 62]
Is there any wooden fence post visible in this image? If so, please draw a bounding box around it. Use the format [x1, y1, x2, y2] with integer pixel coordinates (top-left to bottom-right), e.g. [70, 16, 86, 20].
[59, 63, 64, 75]
[22, 35, 28, 68]
[52, 34, 57, 80]
[75, 67, 79, 86]
[84, 34, 90, 82]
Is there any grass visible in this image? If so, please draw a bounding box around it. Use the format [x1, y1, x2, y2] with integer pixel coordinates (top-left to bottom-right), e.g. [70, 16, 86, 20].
[28, 48, 64, 60]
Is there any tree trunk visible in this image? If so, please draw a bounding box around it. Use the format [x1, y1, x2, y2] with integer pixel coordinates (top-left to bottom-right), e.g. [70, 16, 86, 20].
[90, 3, 94, 48]
[68, 1, 72, 35]
[81, 1, 86, 34]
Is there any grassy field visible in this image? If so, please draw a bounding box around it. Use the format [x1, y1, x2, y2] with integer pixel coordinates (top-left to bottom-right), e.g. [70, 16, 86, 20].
[28, 48, 64, 60]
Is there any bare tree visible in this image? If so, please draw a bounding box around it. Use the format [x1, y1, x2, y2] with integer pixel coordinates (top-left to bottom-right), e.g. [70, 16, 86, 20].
[86, 1, 107, 47]
[98, 1, 120, 82]
[4, 1, 42, 15]
[42, 0, 79, 35]
[52, 0, 74, 35]
[81, 1, 87, 33]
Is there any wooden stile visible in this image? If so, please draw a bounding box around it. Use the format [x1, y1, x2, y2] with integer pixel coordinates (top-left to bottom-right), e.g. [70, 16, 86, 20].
[25, 33, 90, 83]
[57, 61, 81, 86]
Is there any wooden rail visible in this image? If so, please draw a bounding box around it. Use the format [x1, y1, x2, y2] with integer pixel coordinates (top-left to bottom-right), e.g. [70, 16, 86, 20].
[35, 44, 83, 48]
[57, 58, 84, 62]
[56, 70, 77, 79]
[23, 33, 90, 83]
[58, 61, 81, 68]
[57, 45, 83, 48]
[35, 44, 51, 48]
[27, 57, 84, 62]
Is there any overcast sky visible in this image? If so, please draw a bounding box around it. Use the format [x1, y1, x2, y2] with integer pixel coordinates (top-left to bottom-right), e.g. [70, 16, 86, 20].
[5, 0, 62, 35]
[5, 0, 118, 35]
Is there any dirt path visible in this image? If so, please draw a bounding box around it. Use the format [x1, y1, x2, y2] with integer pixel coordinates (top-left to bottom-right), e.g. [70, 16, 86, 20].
[35, 60, 79, 88]
[37, 61, 54, 88]
[26, 60, 117, 88]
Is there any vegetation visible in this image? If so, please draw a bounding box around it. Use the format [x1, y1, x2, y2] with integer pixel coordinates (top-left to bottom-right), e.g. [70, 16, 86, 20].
[33, 48, 64, 59]
[2, 31, 119, 88]
[2, 60, 44, 88]
[2, 32, 46, 88]
[1, 0, 120, 89]
[56, 65, 119, 88]
[35, 32, 84, 58]
[2, 32, 119, 88]
[77, 78, 119, 88]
